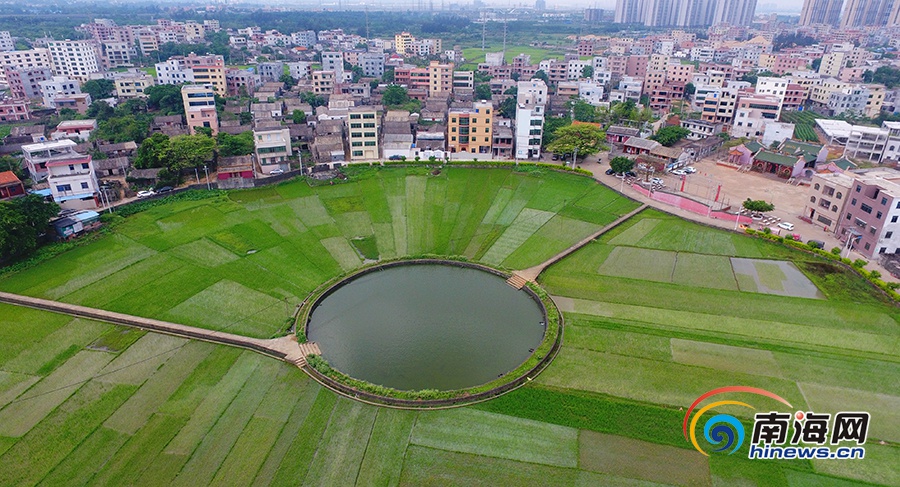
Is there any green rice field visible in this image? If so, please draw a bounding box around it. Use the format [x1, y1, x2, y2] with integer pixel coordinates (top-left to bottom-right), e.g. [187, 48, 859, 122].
[0, 168, 896, 486]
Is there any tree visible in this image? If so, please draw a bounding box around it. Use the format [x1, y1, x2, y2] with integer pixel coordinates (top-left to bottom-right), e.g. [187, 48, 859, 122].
[0, 194, 59, 263]
[581, 65, 594, 79]
[474, 84, 492, 101]
[217, 131, 254, 157]
[684, 82, 696, 96]
[546, 123, 605, 158]
[86, 100, 115, 122]
[609, 156, 634, 174]
[382, 67, 395, 84]
[292, 109, 307, 124]
[542, 115, 571, 146]
[145, 84, 184, 115]
[383, 85, 410, 106]
[350, 65, 364, 82]
[299, 92, 326, 108]
[650, 126, 690, 146]
[134, 133, 171, 169]
[862, 66, 900, 88]
[742, 198, 775, 213]
[499, 97, 517, 119]
[81, 79, 115, 101]
[533, 70, 549, 84]
[569, 98, 598, 123]
[811, 58, 822, 71]
[280, 73, 297, 89]
[166, 134, 216, 171]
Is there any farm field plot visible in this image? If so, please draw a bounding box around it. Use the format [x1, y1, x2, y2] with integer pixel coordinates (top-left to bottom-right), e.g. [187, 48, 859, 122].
[0, 169, 896, 486]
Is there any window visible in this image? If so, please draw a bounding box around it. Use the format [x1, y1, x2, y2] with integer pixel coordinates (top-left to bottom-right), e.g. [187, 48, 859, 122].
[832, 205, 838, 212]
[810, 196, 816, 203]
[350, 123, 362, 129]
[363, 122, 375, 128]
[364, 132, 375, 138]
[837, 192, 842, 199]
[870, 226, 877, 234]
[878, 211, 883, 219]
[56, 184, 71, 192]
[865, 242, 871, 250]
[814, 183, 820, 190]
[882, 197, 888, 205]
[880, 247, 887, 254]
[350, 114, 361, 119]
[857, 185, 861, 193]
[852, 198, 857, 206]
[846, 213, 852, 220]
[887, 232, 894, 238]
[364, 141, 376, 146]
[351, 141, 362, 147]
[861, 203, 872, 214]
[81, 163, 89, 169]
[352, 150, 363, 157]
[68, 164, 74, 171]
[81, 182, 88, 189]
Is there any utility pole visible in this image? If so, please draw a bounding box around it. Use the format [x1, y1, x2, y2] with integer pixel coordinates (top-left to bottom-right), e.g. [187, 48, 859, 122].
[194, 167, 200, 185]
[203, 165, 211, 190]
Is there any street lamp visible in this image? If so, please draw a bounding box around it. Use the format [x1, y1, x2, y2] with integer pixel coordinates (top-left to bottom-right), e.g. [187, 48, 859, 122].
[203, 165, 210, 190]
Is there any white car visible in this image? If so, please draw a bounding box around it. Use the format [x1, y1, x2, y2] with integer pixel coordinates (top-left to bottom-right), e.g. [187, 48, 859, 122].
[651, 177, 664, 185]
[269, 168, 285, 175]
[683, 166, 697, 174]
[777, 222, 795, 231]
[136, 190, 156, 198]
[671, 169, 688, 176]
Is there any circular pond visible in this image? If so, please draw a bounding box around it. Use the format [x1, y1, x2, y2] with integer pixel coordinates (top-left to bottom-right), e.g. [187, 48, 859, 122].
[306, 263, 546, 392]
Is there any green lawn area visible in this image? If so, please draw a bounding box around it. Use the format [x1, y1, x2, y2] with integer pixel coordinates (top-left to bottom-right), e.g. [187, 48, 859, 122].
[460, 45, 568, 71]
[0, 168, 896, 486]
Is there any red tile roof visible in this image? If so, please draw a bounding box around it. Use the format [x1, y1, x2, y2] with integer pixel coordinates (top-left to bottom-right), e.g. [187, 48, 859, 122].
[0, 170, 22, 186]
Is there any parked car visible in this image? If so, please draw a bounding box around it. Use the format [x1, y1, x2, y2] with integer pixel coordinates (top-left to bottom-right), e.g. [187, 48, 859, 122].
[136, 190, 156, 198]
[551, 153, 560, 161]
[808, 239, 825, 249]
[671, 169, 688, 176]
[777, 222, 795, 231]
[625, 171, 637, 178]
[683, 166, 697, 174]
[388, 155, 403, 160]
[651, 177, 664, 185]
[269, 168, 285, 175]
[157, 186, 173, 193]
[605, 168, 616, 175]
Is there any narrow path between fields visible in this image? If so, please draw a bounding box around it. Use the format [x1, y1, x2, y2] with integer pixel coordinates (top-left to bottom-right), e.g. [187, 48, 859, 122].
[0, 291, 318, 367]
[507, 204, 648, 288]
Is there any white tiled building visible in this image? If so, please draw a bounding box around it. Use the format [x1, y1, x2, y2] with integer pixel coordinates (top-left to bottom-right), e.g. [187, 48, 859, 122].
[48, 40, 101, 82]
[47, 153, 99, 210]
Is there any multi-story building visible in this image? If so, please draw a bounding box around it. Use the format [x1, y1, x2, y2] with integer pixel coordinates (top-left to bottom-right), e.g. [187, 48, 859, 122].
[805, 171, 854, 232]
[0, 100, 29, 121]
[257, 62, 284, 83]
[731, 93, 781, 138]
[782, 83, 808, 111]
[616, 0, 758, 27]
[841, 0, 895, 28]
[39, 76, 81, 109]
[100, 41, 133, 69]
[799, 0, 845, 25]
[156, 54, 225, 95]
[818, 51, 846, 78]
[137, 30, 159, 56]
[181, 84, 219, 135]
[226, 69, 259, 96]
[291, 30, 317, 48]
[346, 107, 380, 161]
[428, 61, 453, 97]
[358, 52, 385, 78]
[0, 31, 14, 51]
[47, 152, 99, 210]
[3, 66, 52, 100]
[838, 168, 900, 258]
[844, 126, 890, 163]
[114, 72, 155, 98]
[884, 121, 900, 163]
[21, 139, 81, 181]
[452, 71, 474, 91]
[312, 70, 336, 95]
[54, 93, 92, 114]
[394, 32, 415, 55]
[47, 40, 101, 82]
[515, 79, 547, 160]
[253, 126, 292, 174]
[321, 52, 345, 80]
[0, 48, 52, 85]
[448, 100, 493, 157]
[756, 76, 789, 108]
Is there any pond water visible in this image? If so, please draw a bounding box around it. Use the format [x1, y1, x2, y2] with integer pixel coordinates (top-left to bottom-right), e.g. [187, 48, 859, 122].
[306, 264, 546, 391]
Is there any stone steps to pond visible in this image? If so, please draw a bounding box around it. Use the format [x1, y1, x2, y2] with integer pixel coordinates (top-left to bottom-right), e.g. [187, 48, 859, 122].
[294, 342, 322, 367]
[506, 273, 528, 289]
